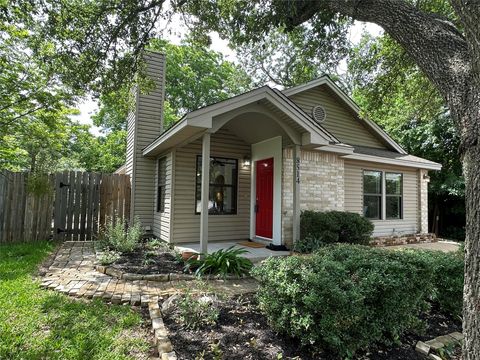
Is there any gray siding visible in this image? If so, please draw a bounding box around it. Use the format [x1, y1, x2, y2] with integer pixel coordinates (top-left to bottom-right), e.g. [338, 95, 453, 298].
[125, 51, 165, 228]
[153, 152, 173, 241]
[289, 85, 387, 149]
[172, 129, 251, 243]
[344, 159, 419, 236]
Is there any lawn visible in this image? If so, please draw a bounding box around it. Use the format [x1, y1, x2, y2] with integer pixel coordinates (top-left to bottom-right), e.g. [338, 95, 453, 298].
[0, 241, 151, 360]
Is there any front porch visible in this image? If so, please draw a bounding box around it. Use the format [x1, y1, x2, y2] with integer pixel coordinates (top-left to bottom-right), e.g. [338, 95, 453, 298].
[175, 240, 291, 263]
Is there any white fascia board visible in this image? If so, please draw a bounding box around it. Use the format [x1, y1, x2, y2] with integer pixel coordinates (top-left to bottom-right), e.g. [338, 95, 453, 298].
[315, 144, 355, 155]
[143, 119, 190, 156]
[282, 76, 329, 97]
[186, 87, 270, 121]
[342, 153, 442, 170]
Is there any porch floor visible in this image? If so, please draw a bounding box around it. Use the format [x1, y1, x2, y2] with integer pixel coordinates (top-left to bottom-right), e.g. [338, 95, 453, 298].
[174, 241, 291, 263]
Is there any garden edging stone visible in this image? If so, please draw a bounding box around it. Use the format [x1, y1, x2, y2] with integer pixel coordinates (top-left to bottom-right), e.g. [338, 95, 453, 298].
[95, 264, 252, 282]
[415, 331, 464, 357]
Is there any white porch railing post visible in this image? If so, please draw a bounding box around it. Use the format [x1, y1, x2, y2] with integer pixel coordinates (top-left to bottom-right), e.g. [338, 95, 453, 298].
[200, 132, 211, 255]
[292, 144, 301, 245]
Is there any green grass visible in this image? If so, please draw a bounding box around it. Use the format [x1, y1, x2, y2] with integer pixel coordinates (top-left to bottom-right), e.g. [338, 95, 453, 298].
[0, 241, 151, 360]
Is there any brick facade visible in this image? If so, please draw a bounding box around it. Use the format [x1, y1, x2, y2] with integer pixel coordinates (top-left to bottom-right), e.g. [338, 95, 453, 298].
[282, 148, 345, 247]
[418, 169, 429, 234]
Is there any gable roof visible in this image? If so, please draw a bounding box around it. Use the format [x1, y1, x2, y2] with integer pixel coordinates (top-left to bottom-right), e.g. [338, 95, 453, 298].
[282, 75, 407, 154]
[143, 85, 344, 157]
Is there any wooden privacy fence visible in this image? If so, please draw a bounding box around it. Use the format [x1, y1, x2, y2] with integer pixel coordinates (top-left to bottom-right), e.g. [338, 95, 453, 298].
[0, 170, 131, 243]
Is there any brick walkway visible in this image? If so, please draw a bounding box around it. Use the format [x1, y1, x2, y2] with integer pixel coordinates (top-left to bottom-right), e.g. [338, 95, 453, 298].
[40, 241, 258, 305]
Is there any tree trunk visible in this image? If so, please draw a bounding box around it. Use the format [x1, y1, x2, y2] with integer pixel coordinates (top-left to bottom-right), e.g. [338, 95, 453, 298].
[462, 141, 480, 359]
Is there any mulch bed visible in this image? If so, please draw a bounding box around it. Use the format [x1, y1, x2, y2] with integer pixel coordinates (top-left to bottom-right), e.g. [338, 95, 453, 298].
[111, 244, 184, 275]
[164, 294, 462, 360]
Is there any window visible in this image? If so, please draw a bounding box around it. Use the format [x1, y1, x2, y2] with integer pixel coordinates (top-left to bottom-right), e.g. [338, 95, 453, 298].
[195, 156, 238, 215]
[363, 170, 382, 219]
[386, 172, 403, 219]
[157, 157, 166, 213]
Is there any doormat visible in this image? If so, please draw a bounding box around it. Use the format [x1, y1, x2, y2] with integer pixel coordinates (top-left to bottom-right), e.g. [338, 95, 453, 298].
[238, 241, 265, 248]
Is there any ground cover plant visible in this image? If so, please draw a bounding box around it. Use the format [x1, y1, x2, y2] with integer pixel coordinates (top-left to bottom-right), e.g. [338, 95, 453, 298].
[0, 241, 151, 359]
[253, 244, 463, 358]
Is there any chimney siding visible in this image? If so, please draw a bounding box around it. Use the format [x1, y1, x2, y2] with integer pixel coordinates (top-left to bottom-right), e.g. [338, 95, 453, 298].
[126, 51, 166, 228]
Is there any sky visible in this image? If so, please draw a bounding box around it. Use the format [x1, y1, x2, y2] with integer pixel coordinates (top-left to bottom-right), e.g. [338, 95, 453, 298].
[72, 18, 382, 137]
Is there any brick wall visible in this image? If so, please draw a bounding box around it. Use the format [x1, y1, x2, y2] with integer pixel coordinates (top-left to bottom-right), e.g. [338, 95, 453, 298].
[418, 169, 429, 234]
[282, 148, 345, 247]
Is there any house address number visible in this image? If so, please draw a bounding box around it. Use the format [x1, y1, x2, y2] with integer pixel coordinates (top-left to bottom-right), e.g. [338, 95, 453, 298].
[295, 157, 300, 184]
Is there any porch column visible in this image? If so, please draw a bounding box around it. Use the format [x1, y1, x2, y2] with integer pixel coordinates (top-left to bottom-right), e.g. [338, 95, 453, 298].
[200, 132, 211, 254]
[292, 144, 301, 244]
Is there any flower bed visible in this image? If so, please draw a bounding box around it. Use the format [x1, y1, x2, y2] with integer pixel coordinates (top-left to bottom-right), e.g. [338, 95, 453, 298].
[162, 293, 462, 360]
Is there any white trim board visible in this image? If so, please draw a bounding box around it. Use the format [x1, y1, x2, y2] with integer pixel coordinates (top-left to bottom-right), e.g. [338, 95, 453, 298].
[250, 136, 283, 246]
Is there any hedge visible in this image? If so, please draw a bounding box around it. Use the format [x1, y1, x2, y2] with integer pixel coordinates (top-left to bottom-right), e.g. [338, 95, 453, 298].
[253, 244, 463, 357]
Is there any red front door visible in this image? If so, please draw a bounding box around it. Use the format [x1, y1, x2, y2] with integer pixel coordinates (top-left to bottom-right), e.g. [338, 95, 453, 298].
[255, 158, 274, 239]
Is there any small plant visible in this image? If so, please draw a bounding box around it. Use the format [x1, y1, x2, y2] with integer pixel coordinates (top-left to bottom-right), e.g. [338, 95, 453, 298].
[209, 341, 223, 360]
[184, 246, 253, 278]
[99, 249, 120, 265]
[177, 292, 219, 330]
[293, 234, 325, 253]
[144, 238, 169, 251]
[101, 217, 142, 253]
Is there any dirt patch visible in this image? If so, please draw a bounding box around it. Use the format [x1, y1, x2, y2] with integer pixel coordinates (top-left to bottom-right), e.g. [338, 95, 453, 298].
[164, 295, 462, 360]
[111, 244, 184, 275]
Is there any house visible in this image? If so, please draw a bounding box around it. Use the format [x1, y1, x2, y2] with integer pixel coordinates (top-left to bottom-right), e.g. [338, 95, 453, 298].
[124, 51, 441, 252]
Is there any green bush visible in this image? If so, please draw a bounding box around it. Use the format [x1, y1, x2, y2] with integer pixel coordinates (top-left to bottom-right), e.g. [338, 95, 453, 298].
[293, 234, 325, 253]
[101, 217, 143, 253]
[406, 249, 464, 317]
[177, 292, 219, 330]
[253, 244, 434, 357]
[184, 246, 253, 278]
[299, 211, 374, 249]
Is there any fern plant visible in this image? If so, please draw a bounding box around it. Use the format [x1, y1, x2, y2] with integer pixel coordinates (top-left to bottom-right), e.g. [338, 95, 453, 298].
[184, 246, 253, 278]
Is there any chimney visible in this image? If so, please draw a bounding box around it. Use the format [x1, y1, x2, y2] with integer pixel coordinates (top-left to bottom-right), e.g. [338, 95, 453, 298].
[125, 50, 165, 228]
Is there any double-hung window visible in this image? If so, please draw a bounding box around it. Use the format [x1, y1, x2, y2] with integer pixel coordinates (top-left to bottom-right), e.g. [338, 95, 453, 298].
[386, 172, 403, 219]
[195, 156, 238, 215]
[363, 170, 382, 219]
[363, 170, 403, 220]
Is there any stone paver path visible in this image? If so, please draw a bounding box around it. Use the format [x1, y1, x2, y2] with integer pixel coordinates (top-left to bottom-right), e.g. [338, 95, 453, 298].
[40, 241, 258, 305]
[384, 240, 461, 253]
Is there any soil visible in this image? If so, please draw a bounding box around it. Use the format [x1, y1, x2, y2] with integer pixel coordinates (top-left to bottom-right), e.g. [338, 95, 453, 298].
[111, 244, 184, 275]
[164, 295, 462, 360]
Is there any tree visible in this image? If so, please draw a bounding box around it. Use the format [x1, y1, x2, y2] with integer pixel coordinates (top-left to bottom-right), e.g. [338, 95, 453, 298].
[235, 26, 349, 87]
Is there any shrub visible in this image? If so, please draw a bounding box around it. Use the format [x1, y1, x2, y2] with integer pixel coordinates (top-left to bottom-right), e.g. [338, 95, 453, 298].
[253, 244, 434, 357]
[184, 246, 253, 278]
[293, 234, 325, 253]
[101, 217, 143, 253]
[406, 249, 464, 317]
[299, 210, 374, 248]
[177, 292, 219, 330]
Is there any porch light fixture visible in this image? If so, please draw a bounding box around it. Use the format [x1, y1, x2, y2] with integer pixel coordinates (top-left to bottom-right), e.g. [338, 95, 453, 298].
[423, 173, 430, 182]
[243, 155, 251, 167]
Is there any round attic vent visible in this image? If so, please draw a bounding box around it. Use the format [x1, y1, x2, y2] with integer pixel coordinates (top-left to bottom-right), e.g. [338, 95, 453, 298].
[312, 105, 327, 123]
